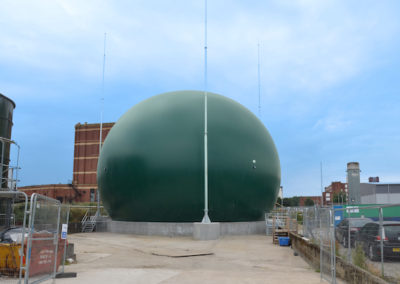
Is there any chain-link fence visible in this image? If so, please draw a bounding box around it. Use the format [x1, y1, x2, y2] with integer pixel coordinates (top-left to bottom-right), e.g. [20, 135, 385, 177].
[319, 208, 335, 283]
[57, 205, 70, 276]
[335, 204, 400, 283]
[24, 193, 63, 283]
[281, 204, 400, 283]
[265, 209, 298, 238]
[302, 207, 320, 240]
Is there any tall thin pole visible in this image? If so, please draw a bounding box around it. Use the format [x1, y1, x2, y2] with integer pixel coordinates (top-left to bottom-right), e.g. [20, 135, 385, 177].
[97, 32, 106, 215]
[257, 42, 261, 117]
[202, 0, 210, 224]
[320, 161, 323, 206]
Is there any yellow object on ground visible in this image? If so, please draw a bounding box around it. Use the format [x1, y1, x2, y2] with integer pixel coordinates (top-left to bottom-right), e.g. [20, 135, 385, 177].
[0, 243, 21, 276]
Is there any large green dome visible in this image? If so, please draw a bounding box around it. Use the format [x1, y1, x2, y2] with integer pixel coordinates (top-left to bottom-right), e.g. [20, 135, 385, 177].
[97, 90, 280, 222]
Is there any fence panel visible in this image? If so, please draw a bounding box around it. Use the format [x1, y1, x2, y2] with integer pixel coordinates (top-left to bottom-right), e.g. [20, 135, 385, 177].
[287, 204, 400, 283]
[57, 205, 70, 276]
[24, 193, 62, 284]
[380, 204, 400, 282]
[303, 207, 320, 241]
[330, 204, 400, 283]
[336, 204, 400, 283]
[319, 208, 335, 283]
[0, 191, 28, 284]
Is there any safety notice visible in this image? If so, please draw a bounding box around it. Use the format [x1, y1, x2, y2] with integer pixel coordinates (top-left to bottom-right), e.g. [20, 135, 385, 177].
[61, 224, 68, 239]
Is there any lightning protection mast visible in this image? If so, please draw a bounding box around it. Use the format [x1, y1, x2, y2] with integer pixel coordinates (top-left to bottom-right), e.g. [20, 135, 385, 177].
[258, 42, 261, 117]
[202, 0, 211, 224]
[97, 32, 106, 216]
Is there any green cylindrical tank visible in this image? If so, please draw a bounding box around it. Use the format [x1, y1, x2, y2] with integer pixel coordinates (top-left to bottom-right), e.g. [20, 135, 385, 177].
[0, 93, 15, 190]
[97, 90, 280, 222]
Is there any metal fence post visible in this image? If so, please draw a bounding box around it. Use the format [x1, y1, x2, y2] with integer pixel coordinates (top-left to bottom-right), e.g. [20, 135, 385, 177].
[330, 208, 336, 284]
[379, 207, 384, 277]
[24, 193, 37, 283]
[52, 202, 61, 283]
[60, 206, 70, 274]
[319, 207, 323, 281]
[347, 208, 351, 262]
[18, 192, 29, 284]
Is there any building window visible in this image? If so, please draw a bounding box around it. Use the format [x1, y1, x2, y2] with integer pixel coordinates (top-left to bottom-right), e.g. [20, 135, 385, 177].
[90, 188, 95, 202]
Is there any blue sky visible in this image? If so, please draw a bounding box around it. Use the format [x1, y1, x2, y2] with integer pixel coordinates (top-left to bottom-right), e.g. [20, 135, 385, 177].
[1, 0, 399, 197]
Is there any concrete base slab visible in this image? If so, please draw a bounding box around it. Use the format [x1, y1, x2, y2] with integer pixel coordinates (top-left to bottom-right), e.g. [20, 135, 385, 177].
[193, 222, 220, 240]
[60, 233, 328, 284]
[106, 220, 266, 236]
[109, 221, 193, 236]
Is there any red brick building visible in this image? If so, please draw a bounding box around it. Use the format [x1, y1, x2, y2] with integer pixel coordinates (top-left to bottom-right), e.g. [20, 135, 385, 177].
[72, 122, 114, 200]
[18, 184, 81, 203]
[20, 122, 115, 203]
[323, 181, 347, 205]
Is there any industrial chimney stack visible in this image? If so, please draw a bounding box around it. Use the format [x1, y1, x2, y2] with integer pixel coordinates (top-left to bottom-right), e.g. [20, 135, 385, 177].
[347, 162, 361, 205]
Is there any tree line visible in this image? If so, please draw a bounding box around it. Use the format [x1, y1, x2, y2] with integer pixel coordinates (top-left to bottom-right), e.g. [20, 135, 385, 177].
[276, 192, 347, 207]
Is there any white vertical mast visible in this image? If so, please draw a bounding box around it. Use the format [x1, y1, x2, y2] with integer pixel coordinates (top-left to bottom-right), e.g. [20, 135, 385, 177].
[257, 42, 261, 117]
[202, 0, 211, 224]
[97, 32, 106, 214]
[320, 161, 323, 206]
[99, 33, 106, 154]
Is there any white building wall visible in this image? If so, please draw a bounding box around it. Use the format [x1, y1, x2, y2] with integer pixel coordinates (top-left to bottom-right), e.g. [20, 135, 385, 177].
[361, 194, 376, 204]
[376, 193, 400, 204]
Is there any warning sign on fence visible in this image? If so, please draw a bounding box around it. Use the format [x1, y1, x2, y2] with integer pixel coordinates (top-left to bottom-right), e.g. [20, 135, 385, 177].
[61, 224, 68, 240]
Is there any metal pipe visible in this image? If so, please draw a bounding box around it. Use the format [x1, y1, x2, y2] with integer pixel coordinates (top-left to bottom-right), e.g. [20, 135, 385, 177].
[15, 143, 20, 190]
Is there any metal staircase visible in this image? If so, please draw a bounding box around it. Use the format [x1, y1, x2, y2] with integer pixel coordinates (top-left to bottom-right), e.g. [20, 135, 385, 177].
[81, 210, 99, 232]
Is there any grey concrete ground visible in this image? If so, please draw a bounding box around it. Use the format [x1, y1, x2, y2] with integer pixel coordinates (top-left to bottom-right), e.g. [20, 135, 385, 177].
[55, 233, 324, 284]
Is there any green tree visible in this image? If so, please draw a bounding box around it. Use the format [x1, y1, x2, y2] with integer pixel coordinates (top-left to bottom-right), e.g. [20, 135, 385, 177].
[333, 192, 347, 204]
[276, 197, 282, 206]
[304, 198, 315, 207]
[291, 196, 300, 207]
[283, 198, 291, 207]
[281, 196, 300, 207]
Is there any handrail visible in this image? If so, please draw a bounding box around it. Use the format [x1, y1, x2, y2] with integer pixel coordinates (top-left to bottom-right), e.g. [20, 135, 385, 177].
[81, 209, 99, 232]
[81, 209, 89, 225]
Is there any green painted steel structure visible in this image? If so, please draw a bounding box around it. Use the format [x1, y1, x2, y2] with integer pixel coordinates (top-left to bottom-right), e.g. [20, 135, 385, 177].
[98, 91, 281, 222]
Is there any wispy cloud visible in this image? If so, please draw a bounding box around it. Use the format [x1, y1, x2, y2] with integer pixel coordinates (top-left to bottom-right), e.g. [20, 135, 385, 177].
[313, 114, 353, 132]
[1, 1, 399, 193]
[1, 0, 399, 97]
